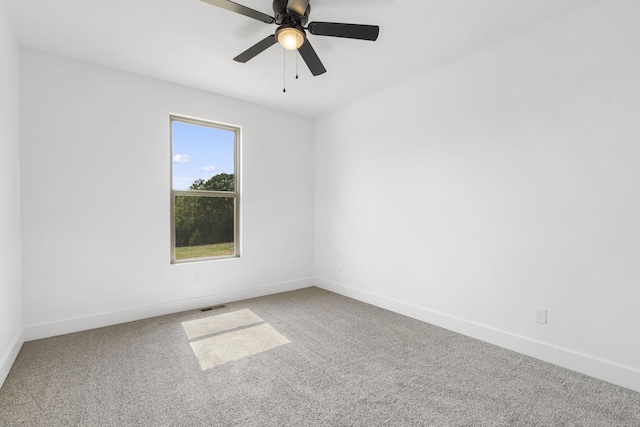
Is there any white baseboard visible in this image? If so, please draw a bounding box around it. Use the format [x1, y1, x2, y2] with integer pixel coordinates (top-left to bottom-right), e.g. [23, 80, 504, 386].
[314, 277, 640, 393]
[24, 278, 313, 342]
[19, 276, 640, 393]
[0, 328, 24, 389]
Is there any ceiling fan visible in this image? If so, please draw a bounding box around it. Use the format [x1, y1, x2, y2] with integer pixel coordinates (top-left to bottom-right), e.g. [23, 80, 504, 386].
[199, 0, 380, 76]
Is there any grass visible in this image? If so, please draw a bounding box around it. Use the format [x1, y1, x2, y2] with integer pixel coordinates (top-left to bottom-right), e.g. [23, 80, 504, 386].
[175, 242, 235, 260]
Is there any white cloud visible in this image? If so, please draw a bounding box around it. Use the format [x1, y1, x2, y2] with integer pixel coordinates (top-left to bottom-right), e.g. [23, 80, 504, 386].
[173, 154, 191, 163]
[201, 166, 216, 172]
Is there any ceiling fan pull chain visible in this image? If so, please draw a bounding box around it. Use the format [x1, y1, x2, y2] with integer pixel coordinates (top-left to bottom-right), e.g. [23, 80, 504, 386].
[283, 48, 287, 93]
[296, 54, 299, 79]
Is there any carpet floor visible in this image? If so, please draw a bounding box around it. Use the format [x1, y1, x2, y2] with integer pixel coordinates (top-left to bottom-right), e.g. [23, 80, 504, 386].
[1, 287, 639, 426]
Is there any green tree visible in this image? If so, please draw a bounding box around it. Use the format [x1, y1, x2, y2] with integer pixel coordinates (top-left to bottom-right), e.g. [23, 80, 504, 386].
[175, 173, 235, 248]
[191, 173, 235, 192]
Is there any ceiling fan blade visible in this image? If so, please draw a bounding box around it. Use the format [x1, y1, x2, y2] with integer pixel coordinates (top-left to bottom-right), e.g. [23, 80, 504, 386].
[199, 0, 275, 24]
[286, 0, 309, 19]
[298, 39, 326, 76]
[307, 22, 379, 41]
[233, 35, 278, 63]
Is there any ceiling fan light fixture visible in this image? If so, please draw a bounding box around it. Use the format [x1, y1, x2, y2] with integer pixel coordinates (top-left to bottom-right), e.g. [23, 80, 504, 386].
[276, 26, 305, 50]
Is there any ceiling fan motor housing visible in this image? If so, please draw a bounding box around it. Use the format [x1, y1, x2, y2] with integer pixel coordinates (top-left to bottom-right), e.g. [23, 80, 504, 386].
[273, 0, 310, 26]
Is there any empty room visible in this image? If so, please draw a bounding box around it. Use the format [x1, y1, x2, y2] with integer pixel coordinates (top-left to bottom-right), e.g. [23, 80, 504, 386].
[1, 0, 639, 425]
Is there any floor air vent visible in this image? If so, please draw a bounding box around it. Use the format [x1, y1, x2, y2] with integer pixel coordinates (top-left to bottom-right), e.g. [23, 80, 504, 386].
[200, 305, 226, 312]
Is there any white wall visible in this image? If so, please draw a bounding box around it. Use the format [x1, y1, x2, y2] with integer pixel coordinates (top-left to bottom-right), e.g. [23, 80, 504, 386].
[20, 48, 314, 339]
[9, 0, 640, 395]
[315, 0, 640, 392]
[0, 0, 23, 387]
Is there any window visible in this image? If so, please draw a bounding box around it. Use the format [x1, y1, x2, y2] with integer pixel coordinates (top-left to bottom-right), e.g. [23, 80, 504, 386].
[170, 115, 240, 263]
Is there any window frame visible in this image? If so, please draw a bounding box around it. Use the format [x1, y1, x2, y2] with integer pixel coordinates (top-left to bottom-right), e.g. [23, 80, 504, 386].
[170, 114, 241, 264]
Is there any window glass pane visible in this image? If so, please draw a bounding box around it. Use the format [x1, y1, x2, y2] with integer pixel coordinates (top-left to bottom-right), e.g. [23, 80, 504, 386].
[174, 195, 235, 260]
[172, 121, 235, 191]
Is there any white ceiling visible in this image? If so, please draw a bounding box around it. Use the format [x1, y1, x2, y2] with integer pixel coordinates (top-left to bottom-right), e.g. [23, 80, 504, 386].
[4, 0, 599, 117]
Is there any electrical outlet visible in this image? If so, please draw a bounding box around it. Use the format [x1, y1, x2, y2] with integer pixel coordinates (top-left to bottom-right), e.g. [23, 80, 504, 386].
[194, 274, 201, 286]
[535, 307, 547, 324]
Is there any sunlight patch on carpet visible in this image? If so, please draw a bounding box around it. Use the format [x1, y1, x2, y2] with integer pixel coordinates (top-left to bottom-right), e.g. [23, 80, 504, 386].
[190, 323, 290, 370]
[182, 309, 263, 340]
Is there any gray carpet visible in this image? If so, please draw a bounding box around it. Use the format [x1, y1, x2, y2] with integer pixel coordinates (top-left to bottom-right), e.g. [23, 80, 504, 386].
[1, 287, 639, 426]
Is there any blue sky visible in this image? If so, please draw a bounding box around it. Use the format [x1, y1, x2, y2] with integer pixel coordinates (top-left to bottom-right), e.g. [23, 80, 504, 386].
[172, 120, 235, 190]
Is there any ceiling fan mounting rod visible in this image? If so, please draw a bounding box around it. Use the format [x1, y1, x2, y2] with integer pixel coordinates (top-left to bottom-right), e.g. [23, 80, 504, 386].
[273, 0, 310, 26]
